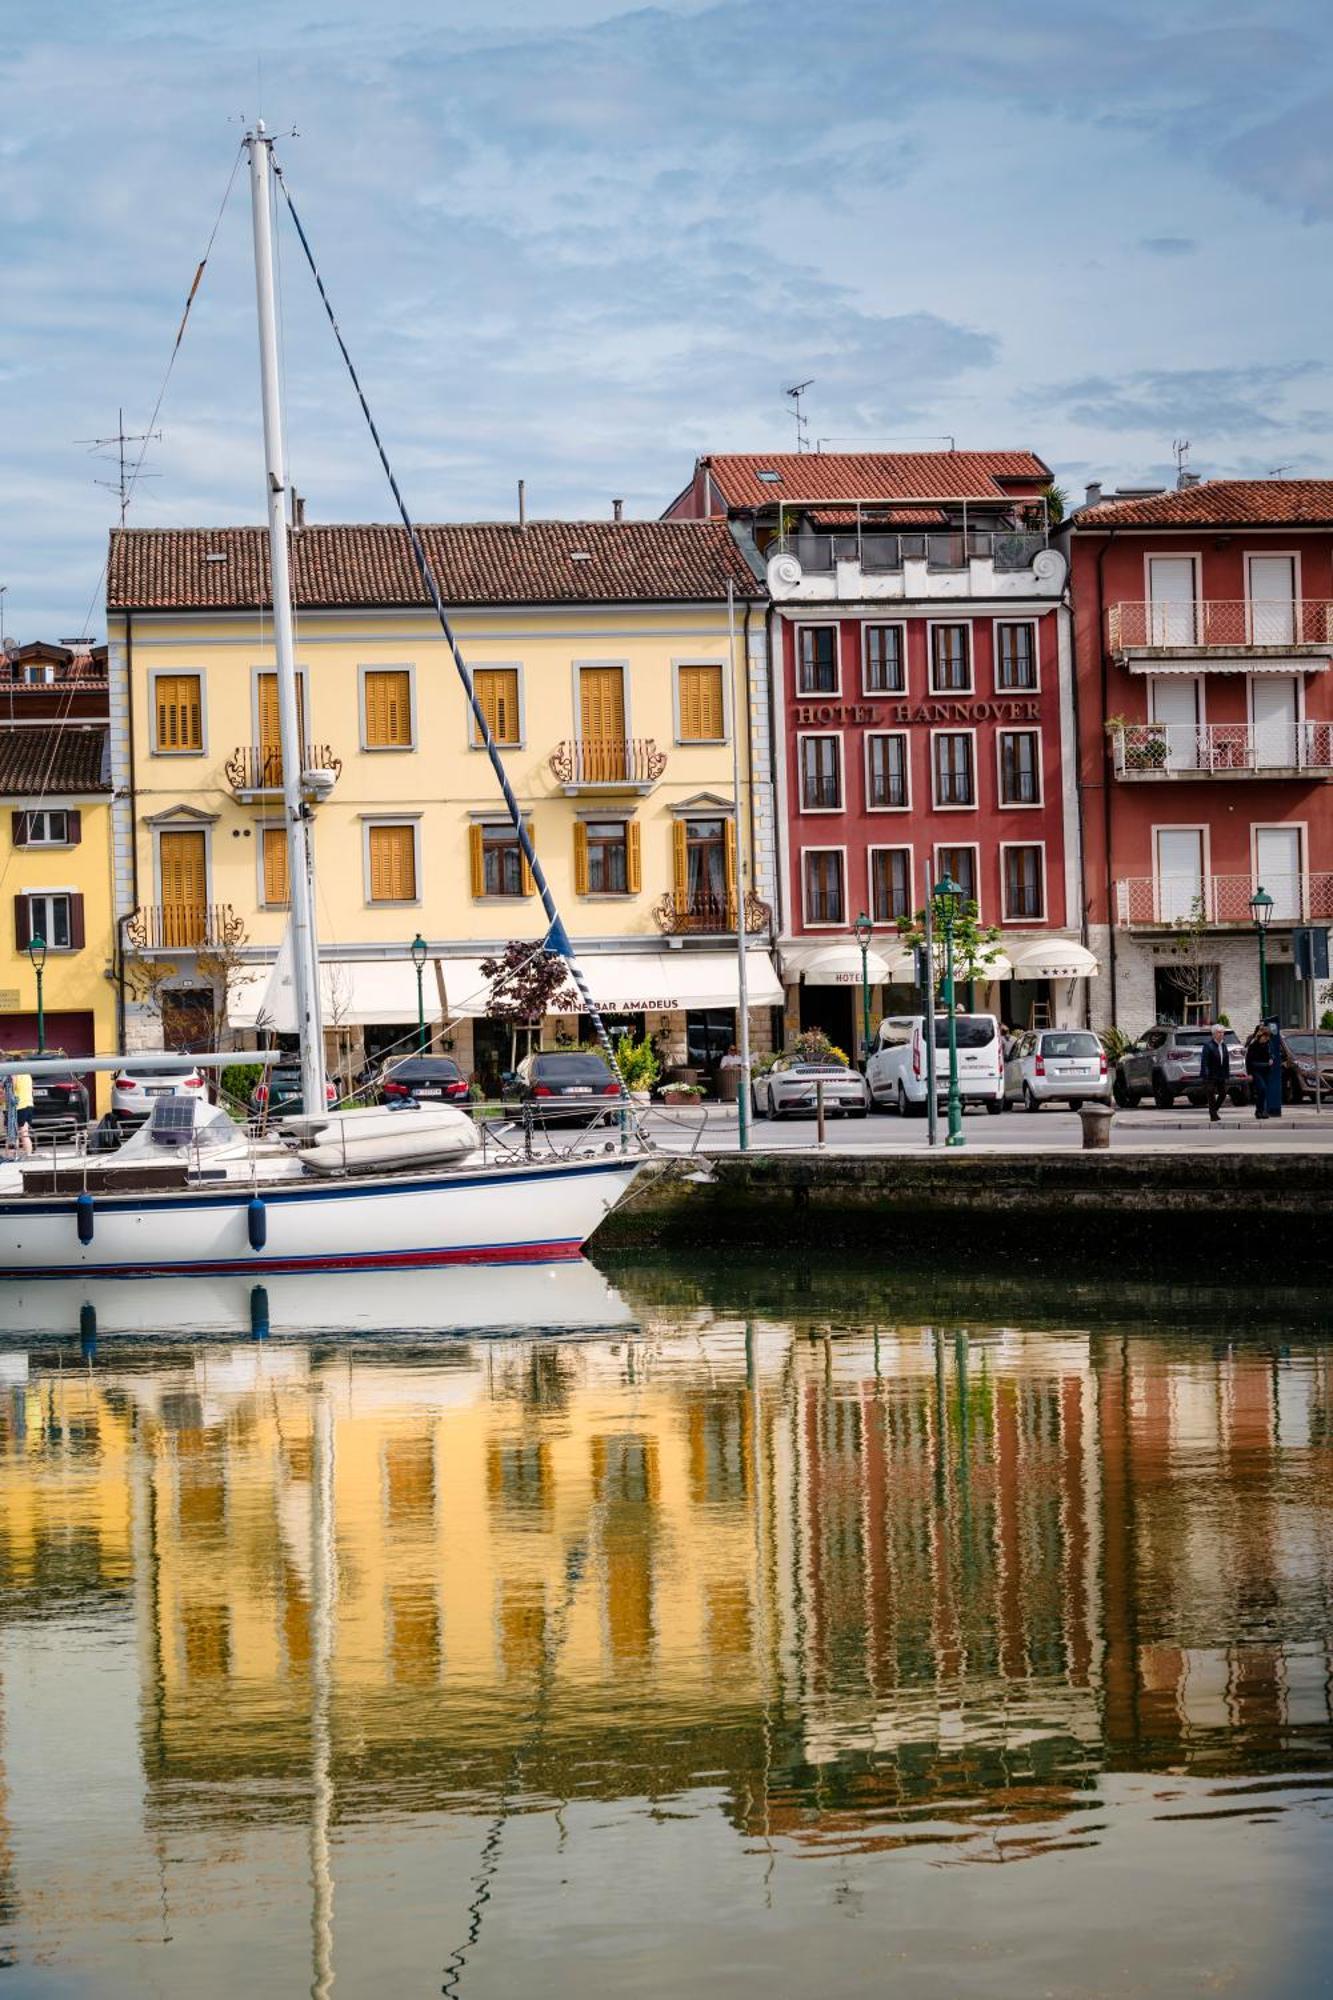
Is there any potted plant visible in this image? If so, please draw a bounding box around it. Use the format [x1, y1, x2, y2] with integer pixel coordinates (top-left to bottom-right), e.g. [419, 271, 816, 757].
[659, 1079, 704, 1107]
[614, 1031, 660, 1105]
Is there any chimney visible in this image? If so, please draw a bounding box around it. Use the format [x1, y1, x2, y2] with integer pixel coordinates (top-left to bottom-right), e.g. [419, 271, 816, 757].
[612, 497, 624, 522]
[1179, 470, 1201, 490]
[1084, 481, 1103, 509]
[291, 489, 306, 529]
[517, 478, 527, 529]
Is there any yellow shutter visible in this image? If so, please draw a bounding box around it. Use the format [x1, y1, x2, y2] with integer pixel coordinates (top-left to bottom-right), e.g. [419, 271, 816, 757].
[155, 675, 203, 752]
[469, 825, 484, 898]
[474, 668, 519, 746]
[262, 827, 290, 906]
[626, 818, 642, 895]
[159, 830, 207, 944]
[672, 819, 688, 904]
[724, 819, 737, 907]
[257, 674, 306, 753]
[369, 823, 416, 901]
[679, 665, 723, 740]
[521, 819, 535, 897]
[573, 822, 589, 895]
[365, 669, 412, 748]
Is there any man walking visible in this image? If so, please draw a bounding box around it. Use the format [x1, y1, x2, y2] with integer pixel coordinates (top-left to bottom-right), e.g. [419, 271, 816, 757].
[1246, 1024, 1275, 1121]
[1200, 1023, 1231, 1123]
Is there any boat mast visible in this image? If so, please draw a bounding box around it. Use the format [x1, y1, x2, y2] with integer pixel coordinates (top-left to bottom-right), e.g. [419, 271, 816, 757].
[247, 124, 326, 1118]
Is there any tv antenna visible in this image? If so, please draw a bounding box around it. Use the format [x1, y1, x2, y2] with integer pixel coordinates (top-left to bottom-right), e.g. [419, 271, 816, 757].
[785, 379, 814, 454]
[1172, 437, 1190, 482]
[78, 408, 162, 525]
[1267, 463, 1293, 479]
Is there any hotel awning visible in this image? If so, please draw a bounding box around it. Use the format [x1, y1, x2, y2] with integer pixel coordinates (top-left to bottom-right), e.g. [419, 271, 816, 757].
[1009, 938, 1100, 980]
[780, 943, 895, 986]
[440, 949, 784, 1018]
[1126, 655, 1329, 675]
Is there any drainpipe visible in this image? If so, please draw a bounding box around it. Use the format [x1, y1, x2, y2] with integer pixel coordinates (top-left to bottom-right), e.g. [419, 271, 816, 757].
[1061, 556, 1091, 1028]
[116, 607, 140, 1051]
[1095, 531, 1119, 1028]
[766, 602, 784, 937]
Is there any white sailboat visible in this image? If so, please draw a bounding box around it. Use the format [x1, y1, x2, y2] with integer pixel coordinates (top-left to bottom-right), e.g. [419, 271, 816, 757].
[0, 125, 644, 1280]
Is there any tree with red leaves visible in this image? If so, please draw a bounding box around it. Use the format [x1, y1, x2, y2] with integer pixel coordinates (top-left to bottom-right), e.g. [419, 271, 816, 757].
[479, 941, 577, 1068]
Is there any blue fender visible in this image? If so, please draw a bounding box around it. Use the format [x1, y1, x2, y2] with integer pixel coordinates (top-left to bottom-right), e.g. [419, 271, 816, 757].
[247, 1198, 268, 1252]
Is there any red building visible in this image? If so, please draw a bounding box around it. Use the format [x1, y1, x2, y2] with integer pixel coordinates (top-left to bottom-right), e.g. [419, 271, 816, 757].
[1068, 479, 1333, 1034]
[669, 451, 1087, 1054]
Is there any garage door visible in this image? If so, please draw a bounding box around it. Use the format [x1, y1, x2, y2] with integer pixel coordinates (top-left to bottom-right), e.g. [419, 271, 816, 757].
[0, 1010, 98, 1109]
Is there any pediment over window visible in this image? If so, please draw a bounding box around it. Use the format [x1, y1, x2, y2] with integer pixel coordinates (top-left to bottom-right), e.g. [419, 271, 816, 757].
[143, 802, 221, 826]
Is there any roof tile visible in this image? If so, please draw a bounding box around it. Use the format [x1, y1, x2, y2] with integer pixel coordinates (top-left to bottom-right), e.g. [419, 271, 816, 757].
[701, 451, 1051, 510]
[1075, 480, 1333, 529]
[0, 725, 109, 797]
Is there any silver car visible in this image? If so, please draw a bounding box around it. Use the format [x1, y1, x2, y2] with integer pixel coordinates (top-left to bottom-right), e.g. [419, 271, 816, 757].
[755, 1055, 870, 1120]
[1003, 1028, 1110, 1111]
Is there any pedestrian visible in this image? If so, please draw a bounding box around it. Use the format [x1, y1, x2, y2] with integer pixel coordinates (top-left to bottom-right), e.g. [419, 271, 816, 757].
[1245, 1024, 1274, 1121]
[1199, 1023, 1231, 1123]
[10, 1070, 35, 1156]
[718, 1042, 743, 1072]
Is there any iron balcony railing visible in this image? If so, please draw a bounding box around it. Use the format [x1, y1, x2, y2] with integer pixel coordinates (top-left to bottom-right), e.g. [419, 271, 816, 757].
[1115, 873, 1333, 927]
[224, 744, 341, 794]
[652, 890, 771, 936]
[548, 738, 667, 788]
[1107, 599, 1333, 652]
[800, 775, 842, 810]
[1112, 720, 1333, 778]
[125, 903, 246, 951]
[769, 530, 1049, 576]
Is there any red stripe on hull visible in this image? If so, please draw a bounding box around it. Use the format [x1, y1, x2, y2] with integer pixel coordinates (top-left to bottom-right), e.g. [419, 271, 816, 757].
[12, 1239, 587, 1280]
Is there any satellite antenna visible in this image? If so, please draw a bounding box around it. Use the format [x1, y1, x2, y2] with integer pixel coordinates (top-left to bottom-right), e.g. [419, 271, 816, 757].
[785, 379, 814, 454]
[78, 408, 162, 525]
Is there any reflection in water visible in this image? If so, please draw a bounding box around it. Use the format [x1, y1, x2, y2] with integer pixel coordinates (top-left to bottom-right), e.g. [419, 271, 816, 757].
[0, 1260, 1331, 1998]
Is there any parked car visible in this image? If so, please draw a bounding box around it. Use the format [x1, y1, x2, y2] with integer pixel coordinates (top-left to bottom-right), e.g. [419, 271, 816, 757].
[1003, 1029, 1111, 1112]
[865, 1013, 1004, 1115]
[26, 1071, 92, 1138]
[503, 1050, 624, 1125]
[1114, 1026, 1247, 1109]
[249, 1064, 339, 1121]
[110, 1062, 209, 1127]
[376, 1055, 471, 1106]
[1279, 1031, 1333, 1102]
[753, 1053, 870, 1120]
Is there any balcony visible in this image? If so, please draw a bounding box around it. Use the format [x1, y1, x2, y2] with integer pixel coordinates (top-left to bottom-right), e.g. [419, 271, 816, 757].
[1115, 875, 1333, 928]
[652, 890, 771, 936]
[125, 903, 246, 951]
[549, 738, 666, 794]
[225, 744, 341, 801]
[1107, 599, 1333, 661]
[765, 531, 1063, 605]
[1111, 721, 1333, 780]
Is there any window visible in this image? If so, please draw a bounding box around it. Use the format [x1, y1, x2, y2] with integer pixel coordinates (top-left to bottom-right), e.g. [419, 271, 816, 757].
[12, 809, 74, 846]
[863, 625, 905, 694]
[803, 849, 845, 925]
[676, 664, 725, 741]
[799, 734, 842, 810]
[261, 826, 289, 907]
[575, 819, 641, 896]
[930, 624, 971, 693]
[866, 733, 908, 810]
[996, 622, 1037, 690]
[367, 822, 418, 902]
[672, 816, 734, 923]
[15, 891, 81, 951]
[935, 846, 978, 910]
[870, 848, 912, 924]
[154, 673, 203, 753]
[797, 626, 839, 695]
[998, 730, 1041, 805]
[362, 668, 414, 749]
[472, 668, 521, 746]
[1003, 844, 1045, 921]
[933, 732, 975, 806]
[468, 822, 533, 898]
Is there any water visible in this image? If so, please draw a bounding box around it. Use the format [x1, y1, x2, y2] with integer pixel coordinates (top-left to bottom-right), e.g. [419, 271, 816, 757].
[1, 1255, 1331, 1999]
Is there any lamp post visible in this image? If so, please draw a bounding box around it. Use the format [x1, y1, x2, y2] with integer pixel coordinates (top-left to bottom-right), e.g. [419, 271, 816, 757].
[1250, 886, 1274, 1019]
[934, 875, 965, 1148]
[853, 910, 873, 1065]
[410, 933, 428, 1052]
[27, 933, 47, 1055]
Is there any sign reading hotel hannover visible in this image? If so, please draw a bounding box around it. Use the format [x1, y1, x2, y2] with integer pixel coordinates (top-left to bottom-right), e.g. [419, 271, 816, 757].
[792, 699, 1042, 726]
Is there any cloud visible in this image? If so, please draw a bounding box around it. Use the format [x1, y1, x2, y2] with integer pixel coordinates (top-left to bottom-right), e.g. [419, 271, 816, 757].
[1139, 235, 1196, 256]
[1026, 363, 1327, 437]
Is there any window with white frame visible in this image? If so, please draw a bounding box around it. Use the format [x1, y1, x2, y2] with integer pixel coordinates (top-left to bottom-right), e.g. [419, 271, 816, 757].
[930, 624, 971, 693]
[803, 849, 845, 925]
[1002, 844, 1045, 921]
[863, 625, 905, 694]
[797, 626, 839, 695]
[799, 734, 842, 810]
[14, 809, 72, 845]
[866, 733, 908, 810]
[995, 622, 1038, 690]
[998, 730, 1041, 805]
[870, 848, 912, 924]
[935, 846, 978, 911]
[932, 731, 975, 806]
[17, 892, 76, 950]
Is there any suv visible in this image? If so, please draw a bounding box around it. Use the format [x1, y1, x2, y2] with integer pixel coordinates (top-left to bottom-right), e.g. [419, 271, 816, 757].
[27, 1071, 92, 1139]
[249, 1065, 339, 1121]
[110, 1062, 208, 1128]
[1115, 1025, 1247, 1109]
[1003, 1029, 1110, 1111]
[865, 1012, 1004, 1115]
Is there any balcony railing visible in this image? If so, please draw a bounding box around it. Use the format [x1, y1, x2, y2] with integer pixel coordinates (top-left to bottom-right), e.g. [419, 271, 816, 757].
[1115, 874, 1333, 927]
[1107, 600, 1333, 653]
[769, 530, 1049, 576]
[125, 903, 246, 951]
[549, 738, 667, 791]
[1112, 720, 1333, 778]
[652, 890, 771, 936]
[225, 744, 341, 796]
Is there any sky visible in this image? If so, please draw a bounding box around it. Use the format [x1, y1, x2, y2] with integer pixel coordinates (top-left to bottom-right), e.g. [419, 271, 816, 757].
[3, 0, 1333, 638]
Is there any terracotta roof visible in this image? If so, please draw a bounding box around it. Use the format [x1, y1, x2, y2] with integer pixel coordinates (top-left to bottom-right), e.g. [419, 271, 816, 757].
[107, 520, 763, 611]
[0, 724, 109, 796]
[1075, 480, 1333, 530]
[805, 504, 949, 528]
[699, 451, 1052, 510]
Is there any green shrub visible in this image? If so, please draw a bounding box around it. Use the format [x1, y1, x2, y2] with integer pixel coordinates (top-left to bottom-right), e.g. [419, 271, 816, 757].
[217, 1061, 263, 1114]
[614, 1032, 661, 1093]
[1098, 1027, 1131, 1064]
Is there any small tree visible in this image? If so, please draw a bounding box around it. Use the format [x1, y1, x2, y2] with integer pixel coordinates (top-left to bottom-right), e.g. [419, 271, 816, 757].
[895, 898, 1003, 1005]
[1158, 896, 1217, 1023]
[479, 941, 577, 1069]
[195, 912, 255, 1050]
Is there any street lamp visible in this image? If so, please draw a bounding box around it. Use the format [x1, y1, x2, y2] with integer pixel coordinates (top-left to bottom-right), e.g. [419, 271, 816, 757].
[934, 874, 965, 1148]
[27, 934, 47, 1055]
[410, 933, 428, 1052]
[1250, 886, 1275, 1018]
[853, 910, 874, 1064]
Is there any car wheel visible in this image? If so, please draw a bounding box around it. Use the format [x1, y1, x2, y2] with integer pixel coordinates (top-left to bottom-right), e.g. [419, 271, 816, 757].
[1023, 1083, 1040, 1113]
[1152, 1077, 1174, 1109]
[896, 1081, 911, 1118]
[768, 1088, 784, 1121]
[753, 1089, 768, 1119]
[985, 1098, 1002, 1115]
[1112, 1072, 1132, 1108]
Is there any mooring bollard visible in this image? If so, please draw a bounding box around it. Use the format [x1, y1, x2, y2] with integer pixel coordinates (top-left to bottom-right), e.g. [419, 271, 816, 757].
[1079, 1101, 1114, 1151]
[816, 1077, 826, 1149]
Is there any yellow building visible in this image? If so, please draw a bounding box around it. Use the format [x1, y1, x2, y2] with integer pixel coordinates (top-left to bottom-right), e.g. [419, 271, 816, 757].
[106, 519, 781, 1084]
[0, 645, 118, 1109]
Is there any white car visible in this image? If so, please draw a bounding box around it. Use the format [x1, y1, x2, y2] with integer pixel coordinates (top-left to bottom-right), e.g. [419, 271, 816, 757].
[865, 1012, 1005, 1115]
[110, 1062, 209, 1127]
[1003, 1028, 1110, 1111]
[753, 1054, 870, 1120]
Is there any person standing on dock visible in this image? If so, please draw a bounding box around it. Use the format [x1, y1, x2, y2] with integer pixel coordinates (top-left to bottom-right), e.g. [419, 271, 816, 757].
[1245, 1025, 1274, 1121]
[5, 1072, 34, 1156]
[1200, 1024, 1231, 1124]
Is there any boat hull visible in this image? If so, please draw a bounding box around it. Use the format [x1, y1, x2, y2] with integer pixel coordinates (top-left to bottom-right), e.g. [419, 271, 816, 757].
[0, 1155, 639, 1279]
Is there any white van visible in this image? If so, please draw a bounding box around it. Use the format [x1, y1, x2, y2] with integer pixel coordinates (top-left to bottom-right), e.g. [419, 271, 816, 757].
[865, 1012, 1005, 1115]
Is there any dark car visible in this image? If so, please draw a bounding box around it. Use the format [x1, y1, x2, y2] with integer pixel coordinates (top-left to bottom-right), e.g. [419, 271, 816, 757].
[1280, 1031, 1333, 1102]
[503, 1050, 624, 1125]
[28, 1072, 91, 1138]
[377, 1055, 471, 1106]
[249, 1064, 338, 1121]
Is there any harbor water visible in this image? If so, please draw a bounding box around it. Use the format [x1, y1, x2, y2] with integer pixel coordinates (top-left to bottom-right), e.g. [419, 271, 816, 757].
[1, 1254, 1331, 1997]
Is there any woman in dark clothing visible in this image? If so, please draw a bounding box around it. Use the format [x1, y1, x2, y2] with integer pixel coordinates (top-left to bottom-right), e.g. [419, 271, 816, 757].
[1245, 1024, 1275, 1120]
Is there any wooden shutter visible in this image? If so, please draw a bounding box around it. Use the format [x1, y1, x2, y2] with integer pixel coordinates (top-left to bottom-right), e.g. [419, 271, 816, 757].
[626, 818, 642, 895]
[724, 818, 737, 907]
[369, 824, 415, 901]
[258, 672, 282, 755]
[365, 670, 412, 748]
[672, 819, 688, 903]
[521, 820, 535, 897]
[475, 668, 519, 745]
[14, 895, 31, 951]
[11, 811, 27, 847]
[573, 821, 589, 895]
[66, 810, 81, 845]
[68, 895, 85, 951]
[159, 831, 207, 936]
[262, 827, 290, 906]
[155, 675, 203, 751]
[678, 665, 723, 740]
[468, 824, 485, 898]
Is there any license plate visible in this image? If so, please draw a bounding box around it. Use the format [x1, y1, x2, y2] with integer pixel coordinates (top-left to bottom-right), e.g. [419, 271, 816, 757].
[565, 1087, 593, 1096]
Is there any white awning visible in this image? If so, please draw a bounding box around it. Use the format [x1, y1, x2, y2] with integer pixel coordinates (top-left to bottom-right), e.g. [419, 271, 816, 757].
[1127, 655, 1329, 675]
[1009, 938, 1101, 980]
[441, 950, 783, 1018]
[780, 943, 895, 986]
[230, 951, 428, 1030]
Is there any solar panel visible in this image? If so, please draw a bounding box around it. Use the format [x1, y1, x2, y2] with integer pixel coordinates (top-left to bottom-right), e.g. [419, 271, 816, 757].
[148, 1094, 197, 1147]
